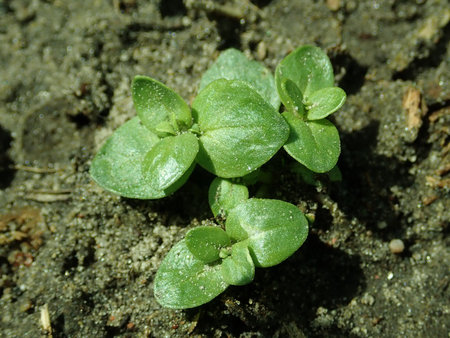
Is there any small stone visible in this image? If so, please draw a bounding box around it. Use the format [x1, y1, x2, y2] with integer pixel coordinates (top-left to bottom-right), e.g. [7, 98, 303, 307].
[19, 299, 33, 312]
[389, 239, 405, 254]
[256, 41, 267, 60]
[361, 293, 375, 306]
[326, 0, 341, 11]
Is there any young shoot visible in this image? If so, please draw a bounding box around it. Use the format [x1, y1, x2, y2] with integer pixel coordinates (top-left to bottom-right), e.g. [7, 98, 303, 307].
[90, 49, 289, 199]
[276, 45, 346, 173]
[88, 45, 346, 310]
[154, 194, 309, 309]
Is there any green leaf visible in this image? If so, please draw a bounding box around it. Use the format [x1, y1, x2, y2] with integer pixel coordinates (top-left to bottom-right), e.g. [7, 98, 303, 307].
[225, 199, 308, 267]
[199, 48, 280, 110]
[290, 162, 319, 186]
[280, 79, 306, 118]
[185, 226, 231, 263]
[275, 45, 334, 102]
[327, 165, 342, 182]
[208, 178, 249, 217]
[132, 75, 192, 137]
[306, 87, 346, 120]
[240, 169, 261, 186]
[90, 117, 163, 199]
[283, 111, 340, 173]
[193, 79, 289, 178]
[90, 117, 193, 199]
[221, 242, 255, 286]
[142, 132, 199, 191]
[154, 239, 228, 309]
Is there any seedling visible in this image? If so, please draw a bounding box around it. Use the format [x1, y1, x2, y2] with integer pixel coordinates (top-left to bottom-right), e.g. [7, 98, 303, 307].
[276, 45, 346, 172]
[90, 58, 288, 198]
[154, 183, 308, 309]
[89, 46, 346, 309]
[90, 46, 345, 198]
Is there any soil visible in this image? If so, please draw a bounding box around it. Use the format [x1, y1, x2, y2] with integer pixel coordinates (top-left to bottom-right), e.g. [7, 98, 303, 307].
[0, 0, 449, 337]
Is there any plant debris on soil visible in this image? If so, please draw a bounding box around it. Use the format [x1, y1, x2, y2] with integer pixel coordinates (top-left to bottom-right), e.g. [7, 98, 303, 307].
[0, 0, 449, 337]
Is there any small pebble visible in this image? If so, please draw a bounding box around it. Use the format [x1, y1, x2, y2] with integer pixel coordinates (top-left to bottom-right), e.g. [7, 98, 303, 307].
[326, 0, 341, 11]
[256, 41, 267, 60]
[19, 298, 33, 312]
[361, 293, 375, 306]
[389, 239, 405, 254]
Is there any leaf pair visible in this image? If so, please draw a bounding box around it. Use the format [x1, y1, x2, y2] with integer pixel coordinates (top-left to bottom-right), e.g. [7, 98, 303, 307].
[89, 117, 195, 199]
[276, 45, 346, 173]
[154, 198, 308, 309]
[91, 72, 288, 199]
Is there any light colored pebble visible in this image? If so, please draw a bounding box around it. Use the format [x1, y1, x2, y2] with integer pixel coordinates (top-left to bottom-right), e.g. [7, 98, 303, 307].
[361, 293, 375, 306]
[256, 41, 267, 60]
[326, 0, 341, 11]
[389, 239, 405, 254]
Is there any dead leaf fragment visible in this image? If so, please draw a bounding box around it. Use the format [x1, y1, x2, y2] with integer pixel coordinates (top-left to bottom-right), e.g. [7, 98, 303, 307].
[403, 87, 426, 129]
[429, 106, 450, 123]
[422, 195, 438, 206]
[402, 87, 428, 142]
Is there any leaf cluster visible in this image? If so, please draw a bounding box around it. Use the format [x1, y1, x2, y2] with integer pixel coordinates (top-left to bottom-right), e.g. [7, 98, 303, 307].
[276, 45, 345, 172]
[154, 180, 308, 309]
[89, 45, 346, 309]
[91, 49, 289, 199]
[90, 46, 345, 198]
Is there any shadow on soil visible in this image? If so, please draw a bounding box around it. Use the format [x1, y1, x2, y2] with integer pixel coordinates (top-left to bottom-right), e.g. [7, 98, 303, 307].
[0, 125, 15, 189]
[331, 121, 417, 239]
[193, 233, 364, 336]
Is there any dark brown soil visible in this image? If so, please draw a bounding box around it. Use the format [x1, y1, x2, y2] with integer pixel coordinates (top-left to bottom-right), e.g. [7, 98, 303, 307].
[0, 0, 448, 336]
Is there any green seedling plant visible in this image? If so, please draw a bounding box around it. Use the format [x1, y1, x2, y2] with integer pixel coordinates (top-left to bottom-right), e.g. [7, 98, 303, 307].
[90, 50, 289, 199]
[89, 45, 346, 309]
[154, 179, 308, 308]
[275, 45, 346, 172]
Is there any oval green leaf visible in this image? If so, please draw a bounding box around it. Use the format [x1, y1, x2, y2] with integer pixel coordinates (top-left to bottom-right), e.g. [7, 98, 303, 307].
[306, 87, 346, 120]
[193, 79, 289, 178]
[275, 45, 334, 103]
[208, 178, 249, 217]
[90, 117, 162, 198]
[225, 199, 308, 267]
[199, 48, 280, 110]
[221, 242, 255, 286]
[283, 111, 340, 173]
[185, 226, 231, 263]
[132, 75, 192, 136]
[154, 239, 228, 309]
[142, 132, 199, 191]
[90, 117, 193, 199]
[280, 78, 306, 117]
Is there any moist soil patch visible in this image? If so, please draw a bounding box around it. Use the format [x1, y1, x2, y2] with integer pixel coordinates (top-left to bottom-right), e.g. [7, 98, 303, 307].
[0, 0, 448, 336]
